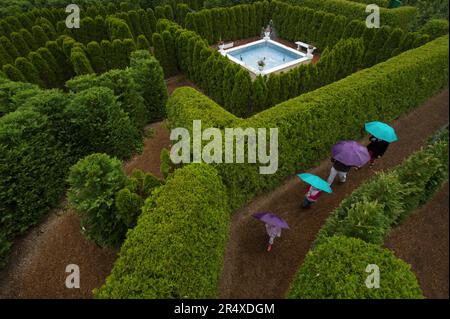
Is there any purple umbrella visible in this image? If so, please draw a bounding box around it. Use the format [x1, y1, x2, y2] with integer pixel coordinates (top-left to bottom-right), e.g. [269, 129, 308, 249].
[252, 212, 290, 229]
[332, 140, 370, 167]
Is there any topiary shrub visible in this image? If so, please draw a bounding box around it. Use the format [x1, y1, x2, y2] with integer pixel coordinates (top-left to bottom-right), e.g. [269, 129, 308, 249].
[115, 169, 163, 229]
[419, 18, 449, 40]
[129, 50, 168, 121]
[71, 47, 95, 76]
[1, 109, 68, 266]
[64, 86, 142, 160]
[68, 153, 128, 247]
[287, 236, 423, 299]
[0, 78, 38, 116]
[95, 164, 230, 298]
[115, 188, 143, 229]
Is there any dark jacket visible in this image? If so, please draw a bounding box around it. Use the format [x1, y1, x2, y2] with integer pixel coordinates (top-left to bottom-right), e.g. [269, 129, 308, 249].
[367, 136, 390, 158]
[331, 158, 352, 172]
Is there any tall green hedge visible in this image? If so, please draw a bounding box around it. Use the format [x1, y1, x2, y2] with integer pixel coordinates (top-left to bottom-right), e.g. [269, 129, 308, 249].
[287, 236, 423, 299]
[0, 109, 68, 268]
[95, 164, 230, 298]
[167, 35, 448, 209]
[315, 136, 449, 246]
[284, 0, 418, 29]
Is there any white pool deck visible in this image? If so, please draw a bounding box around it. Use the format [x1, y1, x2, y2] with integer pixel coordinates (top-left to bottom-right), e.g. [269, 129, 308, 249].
[220, 38, 313, 77]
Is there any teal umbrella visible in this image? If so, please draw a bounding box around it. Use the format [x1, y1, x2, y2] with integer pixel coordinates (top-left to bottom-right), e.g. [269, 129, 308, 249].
[297, 173, 332, 193]
[365, 121, 398, 143]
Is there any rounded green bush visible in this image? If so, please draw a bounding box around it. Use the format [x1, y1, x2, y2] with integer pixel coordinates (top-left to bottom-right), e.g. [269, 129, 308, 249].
[287, 236, 423, 299]
[67, 153, 127, 247]
[95, 164, 230, 298]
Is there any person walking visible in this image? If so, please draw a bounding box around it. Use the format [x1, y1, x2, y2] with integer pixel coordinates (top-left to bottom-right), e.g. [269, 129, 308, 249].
[302, 185, 322, 209]
[367, 135, 390, 167]
[265, 223, 282, 252]
[328, 140, 371, 185]
[252, 212, 289, 252]
[297, 173, 332, 209]
[364, 122, 398, 167]
[327, 158, 352, 185]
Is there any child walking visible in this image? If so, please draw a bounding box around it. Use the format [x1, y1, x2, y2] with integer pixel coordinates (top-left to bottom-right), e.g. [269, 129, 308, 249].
[265, 223, 282, 252]
[302, 185, 322, 209]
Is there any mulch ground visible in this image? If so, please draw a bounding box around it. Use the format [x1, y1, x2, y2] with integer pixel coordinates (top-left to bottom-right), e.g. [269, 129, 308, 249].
[384, 182, 449, 299]
[219, 90, 449, 298]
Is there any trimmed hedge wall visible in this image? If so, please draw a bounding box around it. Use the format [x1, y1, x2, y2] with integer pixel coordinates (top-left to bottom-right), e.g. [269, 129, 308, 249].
[284, 0, 418, 30]
[95, 164, 230, 298]
[287, 236, 423, 299]
[167, 35, 449, 210]
[68, 153, 163, 248]
[0, 50, 166, 268]
[419, 18, 449, 40]
[162, 17, 415, 117]
[315, 135, 449, 246]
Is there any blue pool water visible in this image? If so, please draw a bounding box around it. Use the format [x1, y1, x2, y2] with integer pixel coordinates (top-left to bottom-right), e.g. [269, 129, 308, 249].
[228, 42, 302, 71]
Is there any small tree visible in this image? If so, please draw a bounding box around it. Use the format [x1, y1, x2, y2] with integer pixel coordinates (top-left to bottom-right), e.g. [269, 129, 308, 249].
[162, 30, 178, 76]
[19, 28, 38, 51]
[10, 32, 30, 57]
[136, 35, 151, 50]
[71, 48, 95, 76]
[32, 25, 49, 48]
[251, 75, 268, 114]
[15, 57, 44, 87]
[164, 5, 174, 21]
[29, 51, 58, 88]
[376, 28, 405, 63]
[68, 153, 128, 247]
[230, 69, 251, 117]
[2, 64, 26, 82]
[108, 18, 133, 40]
[154, 6, 166, 20]
[101, 40, 114, 70]
[0, 36, 19, 62]
[87, 41, 107, 74]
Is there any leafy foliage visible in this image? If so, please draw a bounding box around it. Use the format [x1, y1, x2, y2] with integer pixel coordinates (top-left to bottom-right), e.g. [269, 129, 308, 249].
[95, 164, 230, 298]
[68, 153, 128, 247]
[287, 236, 423, 299]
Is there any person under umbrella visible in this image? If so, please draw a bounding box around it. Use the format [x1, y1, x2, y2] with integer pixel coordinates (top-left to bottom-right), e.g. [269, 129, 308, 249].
[327, 140, 370, 185]
[365, 121, 398, 167]
[252, 212, 289, 252]
[297, 173, 332, 209]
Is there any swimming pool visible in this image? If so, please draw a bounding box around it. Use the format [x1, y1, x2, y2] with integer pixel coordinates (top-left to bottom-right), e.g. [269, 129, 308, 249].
[221, 39, 312, 76]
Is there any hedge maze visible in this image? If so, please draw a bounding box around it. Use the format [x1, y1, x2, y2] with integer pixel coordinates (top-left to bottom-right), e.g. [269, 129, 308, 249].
[0, 0, 448, 298]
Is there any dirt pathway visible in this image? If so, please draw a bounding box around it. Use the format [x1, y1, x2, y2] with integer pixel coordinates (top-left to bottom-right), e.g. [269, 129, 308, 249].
[0, 122, 171, 299]
[123, 122, 172, 179]
[385, 183, 449, 299]
[219, 90, 449, 298]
